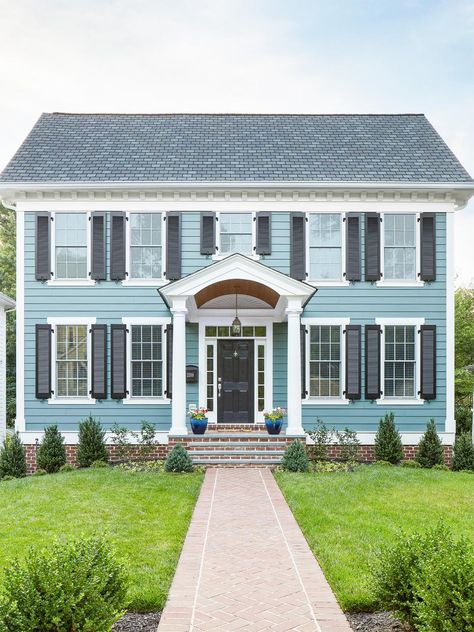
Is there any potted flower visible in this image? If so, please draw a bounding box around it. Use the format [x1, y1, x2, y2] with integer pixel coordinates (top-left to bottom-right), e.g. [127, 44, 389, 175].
[188, 407, 209, 435]
[263, 407, 285, 435]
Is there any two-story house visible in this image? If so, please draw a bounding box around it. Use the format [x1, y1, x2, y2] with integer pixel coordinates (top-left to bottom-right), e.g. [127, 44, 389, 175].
[0, 113, 473, 465]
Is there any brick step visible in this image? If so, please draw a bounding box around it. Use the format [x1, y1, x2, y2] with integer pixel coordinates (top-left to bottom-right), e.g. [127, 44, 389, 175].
[188, 449, 286, 457]
[191, 458, 282, 466]
[172, 433, 302, 441]
[184, 441, 290, 449]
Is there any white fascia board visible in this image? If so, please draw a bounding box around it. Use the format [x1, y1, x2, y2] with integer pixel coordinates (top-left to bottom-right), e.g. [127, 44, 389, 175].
[0, 293, 15, 310]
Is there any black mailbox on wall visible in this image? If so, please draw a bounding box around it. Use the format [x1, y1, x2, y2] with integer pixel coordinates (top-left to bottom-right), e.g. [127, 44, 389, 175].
[186, 365, 199, 383]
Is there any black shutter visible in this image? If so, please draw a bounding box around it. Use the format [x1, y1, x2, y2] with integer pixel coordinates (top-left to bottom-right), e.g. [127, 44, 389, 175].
[290, 213, 306, 281]
[111, 324, 127, 399]
[420, 325, 436, 400]
[35, 213, 51, 281]
[36, 324, 52, 399]
[300, 325, 307, 399]
[110, 212, 126, 281]
[420, 213, 436, 281]
[91, 325, 107, 399]
[256, 212, 271, 255]
[345, 325, 361, 399]
[90, 212, 106, 280]
[166, 213, 181, 280]
[200, 212, 216, 255]
[365, 325, 381, 399]
[365, 213, 381, 282]
[166, 324, 173, 399]
[345, 214, 361, 281]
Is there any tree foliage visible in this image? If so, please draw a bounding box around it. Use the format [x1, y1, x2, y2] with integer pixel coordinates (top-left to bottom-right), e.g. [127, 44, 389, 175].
[0, 204, 16, 427]
[455, 288, 474, 435]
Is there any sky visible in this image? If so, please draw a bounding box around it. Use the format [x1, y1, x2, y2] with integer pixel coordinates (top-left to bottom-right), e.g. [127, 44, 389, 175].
[0, 0, 473, 284]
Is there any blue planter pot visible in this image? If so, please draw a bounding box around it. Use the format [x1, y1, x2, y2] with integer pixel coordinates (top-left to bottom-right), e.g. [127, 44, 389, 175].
[265, 418, 283, 435]
[191, 417, 208, 435]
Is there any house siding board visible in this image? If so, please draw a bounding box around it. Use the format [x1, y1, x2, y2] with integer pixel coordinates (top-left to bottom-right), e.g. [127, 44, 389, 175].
[23, 212, 448, 435]
[186, 323, 199, 411]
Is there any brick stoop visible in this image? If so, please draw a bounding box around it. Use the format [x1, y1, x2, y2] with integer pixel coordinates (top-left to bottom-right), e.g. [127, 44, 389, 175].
[169, 431, 305, 467]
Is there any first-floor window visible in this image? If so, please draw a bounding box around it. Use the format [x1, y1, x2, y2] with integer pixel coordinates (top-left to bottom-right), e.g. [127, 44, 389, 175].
[309, 325, 341, 397]
[131, 325, 163, 397]
[56, 324, 88, 397]
[384, 325, 416, 397]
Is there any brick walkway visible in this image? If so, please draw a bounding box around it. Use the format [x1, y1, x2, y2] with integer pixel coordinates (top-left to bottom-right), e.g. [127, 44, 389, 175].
[158, 468, 352, 632]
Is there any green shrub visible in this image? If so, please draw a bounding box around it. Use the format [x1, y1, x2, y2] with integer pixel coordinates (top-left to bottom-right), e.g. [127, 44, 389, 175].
[36, 425, 66, 473]
[312, 460, 353, 473]
[0, 535, 128, 632]
[416, 420, 444, 468]
[281, 440, 309, 472]
[110, 423, 130, 462]
[137, 421, 156, 459]
[91, 459, 108, 469]
[374, 413, 404, 464]
[432, 463, 449, 471]
[401, 460, 421, 468]
[0, 433, 26, 479]
[335, 427, 360, 462]
[164, 444, 194, 473]
[373, 460, 394, 467]
[371, 524, 474, 631]
[452, 433, 474, 472]
[307, 419, 334, 461]
[77, 416, 108, 468]
[117, 460, 164, 473]
[1, 475, 15, 482]
[59, 463, 76, 473]
[31, 469, 47, 477]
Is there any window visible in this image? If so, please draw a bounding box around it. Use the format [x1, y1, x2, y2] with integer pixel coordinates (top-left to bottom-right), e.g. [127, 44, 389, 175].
[131, 325, 163, 397]
[205, 325, 266, 338]
[308, 214, 342, 280]
[309, 325, 341, 397]
[384, 325, 416, 398]
[55, 213, 88, 279]
[383, 214, 416, 281]
[56, 325, 88, 397]
[219, 213, 253, 255]
[129, 213, 163, 279]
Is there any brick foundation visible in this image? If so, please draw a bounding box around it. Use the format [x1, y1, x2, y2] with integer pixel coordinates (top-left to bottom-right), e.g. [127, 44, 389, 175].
[311, 444, 453, 467]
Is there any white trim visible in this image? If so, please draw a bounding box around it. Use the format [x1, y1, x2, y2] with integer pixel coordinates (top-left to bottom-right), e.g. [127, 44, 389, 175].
[375, 318, 424, 405]
[15, 210, 25, 432]
[48, 211, 95, 286]
[121, 317, 172, 405]
[446, 212, 455, 433]
[306, 212, 348, 285]
[17, 430, 170, 444]
[47, 317, 96, 405]
[377, 212, 424, 287]
[123, 211, 167, 285]
[301, 317, 350, 325]
[302, 398, 349, 406]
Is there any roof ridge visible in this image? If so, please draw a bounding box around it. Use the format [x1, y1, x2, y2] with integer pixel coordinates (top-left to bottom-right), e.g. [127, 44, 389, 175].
[48, 111, 427, 117]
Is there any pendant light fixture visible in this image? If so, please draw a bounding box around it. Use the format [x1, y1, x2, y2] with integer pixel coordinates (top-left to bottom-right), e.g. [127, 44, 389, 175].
[232, 286, 242, 336]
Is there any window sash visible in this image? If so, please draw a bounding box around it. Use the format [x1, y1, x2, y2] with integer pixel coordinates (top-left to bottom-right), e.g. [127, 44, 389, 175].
[55, 213, 88, 279]
[383, 214, 416, 281]
[384, 325, 416, 398]
[130, 325, 163, 397]
[308, 325, 342, 397]
[219, 213, 253, 255]
[56, 324, 88, 397]
[129, 213, 163, 279]
[308, 214, 342, 280]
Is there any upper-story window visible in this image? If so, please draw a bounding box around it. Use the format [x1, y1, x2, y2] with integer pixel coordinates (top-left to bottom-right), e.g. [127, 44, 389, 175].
[307, 213, 343, 281]
[218, 213, 254, 256]
[383, 214, 416, 281]
[129, 213, 164, 280]
[384, 325, 416, 398]
[55, 213, 88, 279]
[56, 324, 88, 398]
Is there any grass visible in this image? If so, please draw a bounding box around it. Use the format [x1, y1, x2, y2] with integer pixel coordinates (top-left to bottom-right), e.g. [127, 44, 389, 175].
[0, 467, 203, 611]
[275, 466, 474, 612]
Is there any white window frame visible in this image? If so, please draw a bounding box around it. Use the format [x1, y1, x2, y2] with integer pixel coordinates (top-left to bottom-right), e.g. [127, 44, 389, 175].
[212, 211, 260, 260]
[375, 317, 425, 405]
[306, 212, 349, 286]
[301, 317, 350, 405]
[123, 212, 167, 286]
[377, 212, 424, 287]
[48, 211, 95, 286]
[122, 317, 171, 404]
[47, 316, 96, 405]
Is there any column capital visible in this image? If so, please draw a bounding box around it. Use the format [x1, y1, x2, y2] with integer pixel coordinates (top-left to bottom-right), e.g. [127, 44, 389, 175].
[169, 296, 188, 315]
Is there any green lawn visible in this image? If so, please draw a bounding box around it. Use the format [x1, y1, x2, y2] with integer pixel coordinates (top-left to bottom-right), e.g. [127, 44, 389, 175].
[0, 468, 203, 611]
[275, 466, 474, 612]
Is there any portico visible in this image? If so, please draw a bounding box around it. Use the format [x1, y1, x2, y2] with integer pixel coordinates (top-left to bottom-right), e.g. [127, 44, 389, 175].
[159, 254, 315, 436]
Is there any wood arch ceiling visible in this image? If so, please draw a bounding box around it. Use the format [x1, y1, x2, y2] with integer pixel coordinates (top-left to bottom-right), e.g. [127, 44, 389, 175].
[194, 279, 280, 309]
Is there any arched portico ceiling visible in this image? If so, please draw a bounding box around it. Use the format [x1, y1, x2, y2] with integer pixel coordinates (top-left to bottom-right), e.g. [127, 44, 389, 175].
[195, 279, 279, 309]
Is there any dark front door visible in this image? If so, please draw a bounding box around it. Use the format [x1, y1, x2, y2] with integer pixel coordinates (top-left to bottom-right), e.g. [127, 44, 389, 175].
[217, 340, 254, 423]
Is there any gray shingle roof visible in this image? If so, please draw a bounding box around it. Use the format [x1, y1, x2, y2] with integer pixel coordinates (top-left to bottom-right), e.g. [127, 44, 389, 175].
[1, 113, 472, 184]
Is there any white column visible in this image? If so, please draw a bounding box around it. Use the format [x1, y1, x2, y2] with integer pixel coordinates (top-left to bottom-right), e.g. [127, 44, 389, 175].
[286, 299, 304, 435]
[169, 299, 188, 436]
